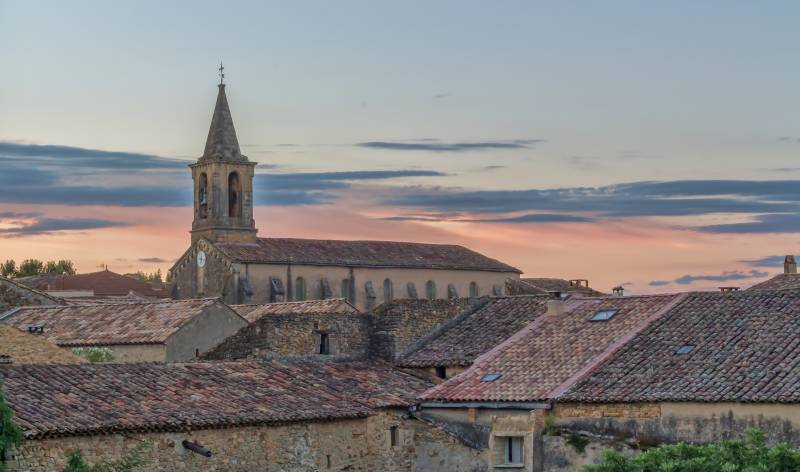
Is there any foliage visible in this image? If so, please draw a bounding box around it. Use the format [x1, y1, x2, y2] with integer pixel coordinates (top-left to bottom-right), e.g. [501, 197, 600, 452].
[0, 382, 23, 472]
[582, 429, 800, 472]
[70, 347, 114, 363]
[130, 269, 162, 283]
[567, 433, 590, 454]
[60, 441, 149, 472]
[1, 259, 76, 278]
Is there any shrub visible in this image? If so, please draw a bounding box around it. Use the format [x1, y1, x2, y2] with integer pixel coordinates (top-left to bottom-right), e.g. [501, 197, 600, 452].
[71, 347, 114, 363]
[582, 428, 800, 472]
[0, 382, 23, 472]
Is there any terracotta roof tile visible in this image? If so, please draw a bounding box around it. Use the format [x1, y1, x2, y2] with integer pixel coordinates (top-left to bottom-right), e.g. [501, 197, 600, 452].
[17, 270, 168, 298]
[1, 298, 227, 346]
[232, 298, 359, 323]
[0, 325, 83, 365]
[747, 273, 800, 291]
[421, 294, 683, 402]
[398, 296, 552, 367]
[0, 359, 432, 438]
[561, 290, 800, 403]
[214, 237, 521, 272]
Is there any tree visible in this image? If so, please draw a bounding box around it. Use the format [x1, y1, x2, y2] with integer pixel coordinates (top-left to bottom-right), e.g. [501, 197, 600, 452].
[44, 260, 76, 275]
[582, 428, 800, 472]
[15, 259, 44, 278]
[0, 261, 15, 278]
[130, 270, 162, 283]
[0, 382, 23, 472]
[70, 347, 114, 364]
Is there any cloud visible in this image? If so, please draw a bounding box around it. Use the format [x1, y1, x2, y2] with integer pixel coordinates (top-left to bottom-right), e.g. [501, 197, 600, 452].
[673, 270, 769, 285]
[357, 139, 543, 152]
[433, 93, 450, 99]
[695, 213, 800, 234]
[0, 211, 44, 218]
[0, 142, 190, 171]
[484, 165, 505, 170]
[563, 156, 606, 171]
[0, 217, 129, 236]
[738, 255, 795, 267]
[138, 257, 168, 263]
[476, 213, 594, 223]
[648, 280, 671, 286]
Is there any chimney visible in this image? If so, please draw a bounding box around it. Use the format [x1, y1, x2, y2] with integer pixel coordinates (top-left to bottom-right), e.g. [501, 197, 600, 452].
[569, 279, 589, 288]
[719, 286, 739, 293]
[546, 299, 565, 316]
[612, 286, 624, 297]
[785, 255, 797, 274]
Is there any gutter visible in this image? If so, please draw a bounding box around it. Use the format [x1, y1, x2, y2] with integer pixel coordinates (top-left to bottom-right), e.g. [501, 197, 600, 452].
[417, 401, 550, 410]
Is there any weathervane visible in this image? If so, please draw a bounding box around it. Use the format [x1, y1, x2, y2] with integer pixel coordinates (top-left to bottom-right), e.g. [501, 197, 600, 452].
[218, 61, 225, 85]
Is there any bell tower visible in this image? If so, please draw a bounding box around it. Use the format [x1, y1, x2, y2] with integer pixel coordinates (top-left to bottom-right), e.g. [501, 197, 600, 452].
[190, 69, 257, 244]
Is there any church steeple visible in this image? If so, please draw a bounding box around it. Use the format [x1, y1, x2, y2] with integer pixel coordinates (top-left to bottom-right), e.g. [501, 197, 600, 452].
[190, 72, 257, 244]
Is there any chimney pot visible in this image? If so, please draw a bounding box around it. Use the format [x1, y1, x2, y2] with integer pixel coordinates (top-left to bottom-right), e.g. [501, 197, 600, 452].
[546, 299, 565, 316]
[612, 286, 624, 297]
[785, 255, 797, 274]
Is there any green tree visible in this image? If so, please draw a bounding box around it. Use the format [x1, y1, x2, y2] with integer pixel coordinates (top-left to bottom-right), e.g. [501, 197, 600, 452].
[0, 382, 23, 472]
[0, 261, 15, 278]
[70, 347, 114, 364]
[15, 259, 44, 278]
[582, 428, 800, 472]
[44, 260, 76, 275]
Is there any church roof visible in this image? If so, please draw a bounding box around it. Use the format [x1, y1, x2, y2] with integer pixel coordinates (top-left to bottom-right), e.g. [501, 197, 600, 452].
[201, 84, 246, 161]
[213, 237, 521, 273]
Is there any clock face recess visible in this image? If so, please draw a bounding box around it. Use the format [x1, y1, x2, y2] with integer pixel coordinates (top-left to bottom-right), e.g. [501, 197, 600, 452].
[197, 250, 207, 268]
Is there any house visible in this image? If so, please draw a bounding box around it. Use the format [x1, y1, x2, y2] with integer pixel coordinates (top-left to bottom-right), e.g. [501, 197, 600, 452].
[15, 269, 168, 299]
[0, 359, 486, 471]
[168, 80, 520, 310]
[416, 293, 684, 471]
[0, 324, 83, 365]
[397, 295, 553, 380]
[0, 298, 247, 362]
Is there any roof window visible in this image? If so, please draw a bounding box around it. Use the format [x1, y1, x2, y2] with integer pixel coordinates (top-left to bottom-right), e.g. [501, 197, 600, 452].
[676, 345, 694, 355]
[590, 309, 617, 321]
[481, 373, 501, 382]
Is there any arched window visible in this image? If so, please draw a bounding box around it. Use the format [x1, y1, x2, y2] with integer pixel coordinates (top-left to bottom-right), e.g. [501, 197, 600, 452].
[341, 278, 352, 302]
[447, 283, 458, 299]
[383, 278, 393, 304]
[425, 280, 437, 300]
[469, 282, 479, 298]
[228, 172, 241, 218]
[198, 173, 208, 219]
[294, 276, 306, 301]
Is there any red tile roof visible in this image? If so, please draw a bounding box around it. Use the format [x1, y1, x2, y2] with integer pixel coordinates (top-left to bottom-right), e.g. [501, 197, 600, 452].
[560, 290, 800, 403]
[398, 296, 552, 367]
[420, 294, 684, 402]
[0, 359, 432, 438]
[214, 237, 521, 272]
[516, 278, 605, 296]
[746, 273, 800, 291]
[232, 298, 359, 323]
[1, 298, 230, 346]
[17, 270, 168, 298]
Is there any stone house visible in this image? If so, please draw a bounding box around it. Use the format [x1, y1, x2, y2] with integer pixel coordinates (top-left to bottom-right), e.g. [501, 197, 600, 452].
[396, 295, 553, 381]
[0, 298, 247, 362]
[0, 324, 83, 365]
[416, 293, 684, 471]
[168, 80, 521, 311]
[0, 359, 486, 471]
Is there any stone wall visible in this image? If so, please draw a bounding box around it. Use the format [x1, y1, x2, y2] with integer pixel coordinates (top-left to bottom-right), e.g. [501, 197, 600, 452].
[203, 312, 370, 359]
[165, 303, 248, 361]
[369, 298, 478, 361]
[7, 410, 486, 472]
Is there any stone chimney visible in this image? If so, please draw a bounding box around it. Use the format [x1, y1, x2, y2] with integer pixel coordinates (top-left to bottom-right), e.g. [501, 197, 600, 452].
[612, 286, 624, 297]
[785, 255, 797, 274]
[546, 299, 565, 316]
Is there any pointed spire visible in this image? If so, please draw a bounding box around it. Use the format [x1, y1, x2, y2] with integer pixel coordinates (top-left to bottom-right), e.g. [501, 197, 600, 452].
[201, 81, 246, 161]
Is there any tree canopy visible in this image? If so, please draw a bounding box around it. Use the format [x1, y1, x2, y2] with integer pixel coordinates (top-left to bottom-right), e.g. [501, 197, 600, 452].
[1, 259, 76, 278]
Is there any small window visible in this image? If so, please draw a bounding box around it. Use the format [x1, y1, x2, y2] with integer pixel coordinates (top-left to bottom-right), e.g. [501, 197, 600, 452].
[447, 283, 458, 299]
[481, 373, 501, 382]
[228, 171, 241, 218]
[341, 278, 352, 302]
[383, 278, 394, 304]
[320, 278, 332, 299]
[318, 333, 330, 355]
[270, 277, 285, 302]
[326, 454, 331, 469]
[469, 282, 479, 298]
[426, 280, 437, 300]
[502, 436, 524, 466]
[676, 345, 694, 355]
[198, 172, 208, 219]
[435, 366, 447, 379]
[390, 425, 399, 447]
[492, 284, 503, 296]
[407, 282, 418, 299]
[195, 348, 199, 358]
[294, 277, 306, 301]
[590, 309, 618, 321]
[365, 281, 376, 309]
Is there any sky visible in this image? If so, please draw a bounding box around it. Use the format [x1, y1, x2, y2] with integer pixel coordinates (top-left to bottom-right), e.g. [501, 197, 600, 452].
[1, 1, 800, 292]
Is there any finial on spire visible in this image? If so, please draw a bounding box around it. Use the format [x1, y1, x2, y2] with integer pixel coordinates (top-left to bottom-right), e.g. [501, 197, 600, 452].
[218, 61, 225, 85]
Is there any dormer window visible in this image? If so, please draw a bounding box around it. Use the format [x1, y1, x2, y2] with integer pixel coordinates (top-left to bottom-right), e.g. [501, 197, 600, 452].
[590, 309, 618, 321]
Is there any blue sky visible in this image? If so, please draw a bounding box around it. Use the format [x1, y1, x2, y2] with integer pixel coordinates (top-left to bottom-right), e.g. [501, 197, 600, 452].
[1, 1, 800, 291]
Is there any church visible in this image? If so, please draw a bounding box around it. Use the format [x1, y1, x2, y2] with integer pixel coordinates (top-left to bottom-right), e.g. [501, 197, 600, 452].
[169, 79, 521, 310]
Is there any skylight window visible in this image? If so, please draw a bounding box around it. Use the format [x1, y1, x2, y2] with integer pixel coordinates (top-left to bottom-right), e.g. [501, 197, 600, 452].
[676, 345, 694, 355]
[590, 309, 618, 321]
[481, 373, 501, 382]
